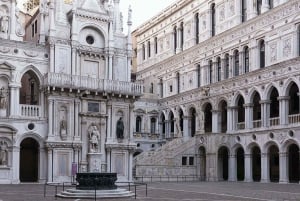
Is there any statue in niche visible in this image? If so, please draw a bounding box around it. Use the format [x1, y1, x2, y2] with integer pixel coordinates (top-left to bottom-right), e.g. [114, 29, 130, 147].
[15, 4, 25, 37]
[0, 87, 7, 109]
[89, 125, 100, 153]
[0, 15, 8, 33]
[116, 117, 124, 139]
[60, 120, 67, 140]
[0, 141, 7, 166]
[198, 110, 205, 131]
[175, 117, 182, 137]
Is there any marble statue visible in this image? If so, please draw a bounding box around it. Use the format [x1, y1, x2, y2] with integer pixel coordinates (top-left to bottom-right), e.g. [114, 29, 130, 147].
[0, 87, 7, 109]
[116, 117, 124, 139]
[89, 126, 100, 152]
[0, 142, 7, 166]
[0, 16, 8, 33]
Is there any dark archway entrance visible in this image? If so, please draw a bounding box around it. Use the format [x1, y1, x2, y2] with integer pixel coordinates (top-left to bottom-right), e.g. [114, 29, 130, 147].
[236, 147, 245, 181]
[252, 146, 261, 182]
[288, 144, 299, 183]
[269, 145, 279, 182]
[199, 147, 206, 181]
[218, 146, 228, 181]
[20, 138, 39, 182]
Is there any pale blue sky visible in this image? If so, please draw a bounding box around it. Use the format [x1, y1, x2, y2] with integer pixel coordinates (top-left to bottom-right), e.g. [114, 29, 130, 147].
[120, 0, 177, 32]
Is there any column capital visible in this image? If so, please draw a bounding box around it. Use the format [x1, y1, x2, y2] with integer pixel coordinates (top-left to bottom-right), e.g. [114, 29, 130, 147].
[259, 100, 271, 104]
[277, 96, 290, 101]
[243, 103, 253, 108]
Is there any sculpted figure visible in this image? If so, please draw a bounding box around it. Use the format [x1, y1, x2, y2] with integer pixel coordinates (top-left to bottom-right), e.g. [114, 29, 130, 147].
[0, 87, 7, 109]
[0, 16, 8, 33]
[89, 126, 100, 152]
[116, 117, 124, 139]
[0, 143, 7, 165]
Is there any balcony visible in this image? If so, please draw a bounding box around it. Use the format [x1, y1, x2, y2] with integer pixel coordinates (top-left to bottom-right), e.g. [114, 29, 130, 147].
[19, 104, 41, 118]
[43, 73, 143, 96]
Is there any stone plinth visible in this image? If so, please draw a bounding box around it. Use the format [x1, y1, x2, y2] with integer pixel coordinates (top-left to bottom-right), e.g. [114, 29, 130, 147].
[87, 153, 102, 172]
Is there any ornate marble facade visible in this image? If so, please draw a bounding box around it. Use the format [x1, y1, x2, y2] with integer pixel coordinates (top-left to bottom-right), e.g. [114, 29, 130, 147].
[133, 0, 300, 183]
[0, 0, 142, 184]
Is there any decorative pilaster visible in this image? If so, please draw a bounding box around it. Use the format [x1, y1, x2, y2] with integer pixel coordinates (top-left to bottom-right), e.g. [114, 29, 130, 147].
[47, 99, 54, 140]
[47, 148, 53, 182]
[183, 116, 189, 139]
[9, 0, 16, 40]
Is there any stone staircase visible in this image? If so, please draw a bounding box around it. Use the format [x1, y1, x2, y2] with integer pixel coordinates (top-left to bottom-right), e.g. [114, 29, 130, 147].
[134, 137, 197, 180]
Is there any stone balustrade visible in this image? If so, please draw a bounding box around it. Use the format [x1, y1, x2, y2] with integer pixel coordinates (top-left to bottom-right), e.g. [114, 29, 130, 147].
[19, 104, 41, 118]
[43, 73, 143, 96]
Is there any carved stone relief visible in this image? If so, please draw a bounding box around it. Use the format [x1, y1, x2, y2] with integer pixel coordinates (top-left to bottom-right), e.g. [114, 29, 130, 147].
[283, 38, 291, 58]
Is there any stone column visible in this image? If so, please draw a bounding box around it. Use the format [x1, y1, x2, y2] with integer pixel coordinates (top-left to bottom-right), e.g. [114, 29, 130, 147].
[261, 153, 269, 183]
[226, 107, 233, 132]
[244, 103, 253, 129]
[261, 0, 269, 13]
[212, 110, 220, 133]
[221, 57, 225, 81]
[108, 54, 113, 80]
[278, 96, 289, 125]
[12, 146, 20, 184]
[247, 0, 257, 19]
[228, 154, 237, 181]
[9, 0, 16, 40]
[47, 148, 53, 182]
[128, 150, 133, 181]
[183, 116, 189, 139]
[39, 10, 46, 44]
[229, 55, 234, 78]
[47, 99, 54, 140]
[107, 102, 112, 142]
[231, 106, 238, 131]
[50, 44, 55, 72]
[239, 50, 244, 75]
[244, 153, 253, 182]
[261, 100, 270, 128]
[9, 84, 20, 118]
[129, 104, 135, 141]
[279, 152, 288, 183]
[74, 100, 80, 141]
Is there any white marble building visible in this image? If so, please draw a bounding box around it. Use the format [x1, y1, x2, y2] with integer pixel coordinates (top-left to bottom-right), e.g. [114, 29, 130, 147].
[0, 0, 143, 184]
[133, 0, 300, 183]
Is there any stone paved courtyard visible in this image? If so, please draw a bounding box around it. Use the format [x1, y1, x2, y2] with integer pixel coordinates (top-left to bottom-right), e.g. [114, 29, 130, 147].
[0, 182, 300, 201]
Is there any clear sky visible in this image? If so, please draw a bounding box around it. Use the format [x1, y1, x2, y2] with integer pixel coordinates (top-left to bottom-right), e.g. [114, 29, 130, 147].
[119, 0, 177, 32]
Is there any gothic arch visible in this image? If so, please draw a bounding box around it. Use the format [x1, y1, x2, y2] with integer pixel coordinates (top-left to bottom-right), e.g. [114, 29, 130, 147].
[264, 83, 280, 100]
[217, 97, 228, 109]
[231, 143, 245, 154]
[283, 79, 300, 96]
[247, 88, 262, 103]
[231, 91, 246, 106]
[18, 65, 43, 85]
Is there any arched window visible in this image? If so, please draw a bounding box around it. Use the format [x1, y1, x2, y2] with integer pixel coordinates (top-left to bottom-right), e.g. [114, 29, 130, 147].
[177, 72, 180, 93]
[142, 43, 145, 60]
[159, 78, 163, 97]
[147, 40, 151, 58]
[20, 70, 40, 105]
[244, 46, 249, 73]
[224, 54, 229, 79]
[234, 50, 239, 76]
[197, 64, 201, 87]
[150, 118, 156, 134]
[173, 26, 177, 53]
[257, 0, 262, 15]
[241, 0, 247, 22]
[136, 116, 142, 132]
[180, 22, 184, 49]
[195, 13, 199, 44]
[259, 40, 265, 68]
[154, 37, 158, 54]
[209, 60, 213, 84]
[217, 57, 221, 82]
[211, 3, 216, 37]
[149, 83, 154, 94]
[269, 0, 274, 9]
